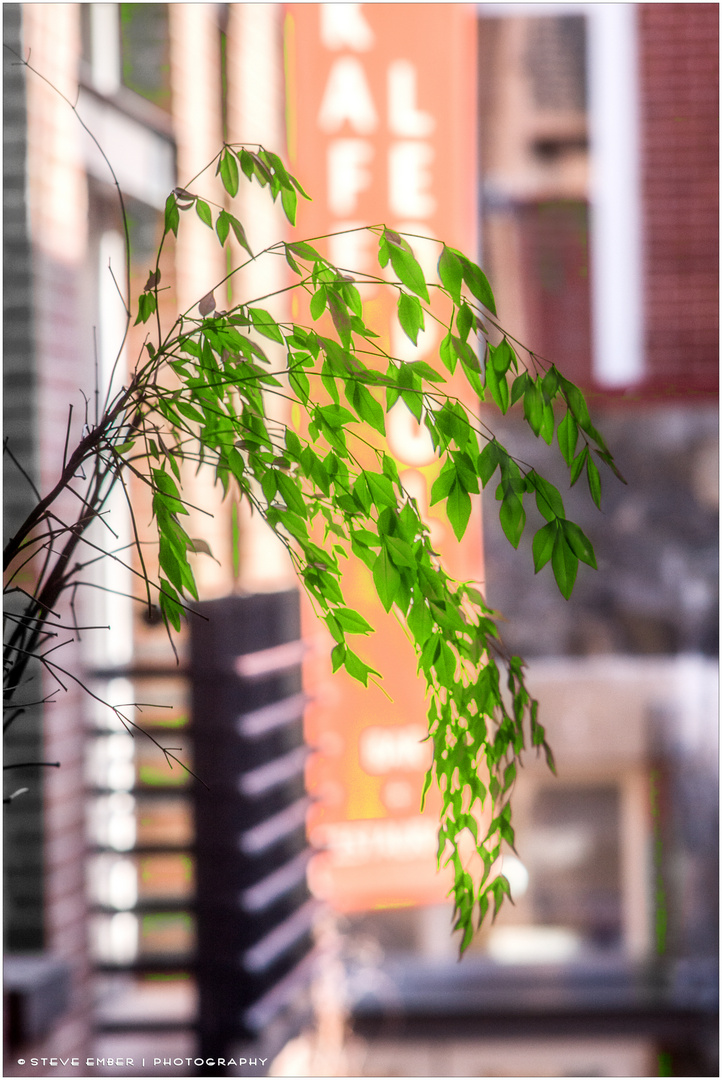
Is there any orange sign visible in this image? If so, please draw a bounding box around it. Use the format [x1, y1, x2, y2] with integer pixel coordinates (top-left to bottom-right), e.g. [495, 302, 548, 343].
[285, 3, 480, 911]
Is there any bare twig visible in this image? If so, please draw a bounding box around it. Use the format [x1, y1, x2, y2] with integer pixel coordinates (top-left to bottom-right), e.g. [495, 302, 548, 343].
[3, 438, 41, 502]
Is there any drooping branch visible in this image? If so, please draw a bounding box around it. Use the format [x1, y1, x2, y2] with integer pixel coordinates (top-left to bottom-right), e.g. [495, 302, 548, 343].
[3, 50, 623, 944]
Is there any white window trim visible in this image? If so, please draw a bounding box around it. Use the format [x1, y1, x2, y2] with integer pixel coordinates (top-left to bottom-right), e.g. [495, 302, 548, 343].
[89, 3, 121, 97]
[586, 3, 644, 387]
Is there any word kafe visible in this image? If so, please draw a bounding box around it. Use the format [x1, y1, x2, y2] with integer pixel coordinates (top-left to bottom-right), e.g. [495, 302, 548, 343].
[17, 1059, 268, 1070]
[318, 4, 439, 279]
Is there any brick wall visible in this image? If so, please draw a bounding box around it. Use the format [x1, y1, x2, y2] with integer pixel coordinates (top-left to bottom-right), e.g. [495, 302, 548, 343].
[5, 5, 94, 1071]
[3, 4, 46, 956]
[638, 3, 719, 395]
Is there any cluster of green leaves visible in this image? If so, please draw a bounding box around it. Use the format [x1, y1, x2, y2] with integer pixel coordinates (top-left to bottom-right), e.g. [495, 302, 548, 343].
[6, 138, 621, 947]
[119, 143, 625, 948]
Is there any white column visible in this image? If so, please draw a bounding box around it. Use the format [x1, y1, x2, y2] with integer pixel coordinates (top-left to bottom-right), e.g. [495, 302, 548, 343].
[586, 3, 644, 387]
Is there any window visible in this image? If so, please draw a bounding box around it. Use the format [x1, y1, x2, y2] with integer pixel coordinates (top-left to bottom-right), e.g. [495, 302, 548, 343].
[119, 4, 171, 111]
[527, 784, 622, 950]
[80, 4, 171, 113]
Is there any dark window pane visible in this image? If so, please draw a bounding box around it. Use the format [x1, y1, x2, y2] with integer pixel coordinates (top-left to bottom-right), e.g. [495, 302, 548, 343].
[526, 16, 588, 112]
[528, 784, 622, 949]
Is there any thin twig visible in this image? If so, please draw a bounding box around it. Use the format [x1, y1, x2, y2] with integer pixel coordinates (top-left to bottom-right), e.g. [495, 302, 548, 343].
[3, 438, 41, 502]
[62, 404, 74, 471]
[4, 761, 60, 771]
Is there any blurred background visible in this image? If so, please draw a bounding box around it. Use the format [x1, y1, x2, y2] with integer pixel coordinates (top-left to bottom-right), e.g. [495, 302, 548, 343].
[3, 3, 717, 1077]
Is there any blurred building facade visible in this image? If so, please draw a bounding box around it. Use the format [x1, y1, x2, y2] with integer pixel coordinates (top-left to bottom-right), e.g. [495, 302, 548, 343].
[475, 0, 718, 973]
[347, 5, 718, 1078]
[5, 4, 297, 1075]
[3, 3, 718, 1078]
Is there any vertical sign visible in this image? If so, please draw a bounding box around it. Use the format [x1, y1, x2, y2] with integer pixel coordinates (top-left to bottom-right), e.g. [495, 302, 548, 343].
[286, 3, 480, 911]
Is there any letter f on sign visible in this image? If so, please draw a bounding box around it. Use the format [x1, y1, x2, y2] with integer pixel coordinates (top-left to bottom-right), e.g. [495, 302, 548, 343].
[328, 140, 374, 215]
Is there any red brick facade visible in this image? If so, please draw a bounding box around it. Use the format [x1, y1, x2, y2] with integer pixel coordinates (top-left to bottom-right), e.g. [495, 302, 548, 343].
[638, 3, 719, 395]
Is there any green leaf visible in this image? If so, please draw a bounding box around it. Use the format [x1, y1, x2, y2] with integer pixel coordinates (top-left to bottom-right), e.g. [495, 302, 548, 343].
[398, 292, 424, 345]
[456, 302, 474, 342]
[175, 400, 204, 424]
[453, 250, 496, 314]
[158, 578, 183, 632]
[249, 307, 284, 343]
[289, 170, 311, 200]
[344, 648, 380, 686]
[261, 469, 277, 504]
[113, 439, 136, 456]
[540, 401, 554, 445]
[195, 200, 213, 228]
[510, 371, 529, 406]
[594, 447, 627, 485]
[219, 149, 239, 196]
[373, 548, 401, 612]
[586, 454, 602, 509]
[330, 643, 349, 674]
[347, 381, 386, 437]
[499, 493, 525, 548]
[429, 464, 456, 505]
[310, 287, 327, 321]
[384, 534, 415, 568]
[485, 349, 509, 413]
[152, 468, 185, 515]
[385, 233, 430, 302]
[365, 470, 396, 509]
[570, 445, 589, 486]
[532, 520, 557, 573]
[289, 367, 310, 404]
[317, 403, 356, 429]
[561, 519, 597, 569]
[325, 613, 344, 645]
[257, 147, 289, 181]
[408, 597, 434, 646]
[478, 441, 502, 487]
[340, 279, 363, 318]
[135, 291, 157, 325]
[164, 194, 179, 237]
[215, 211, 230, 246]
[557, 371, 608, 451]
[327, 291, 352, 347]
[439, 333, 457, 374]
[541, 366, 559, 400]
[226, 212, 252, 256]
[523, 378, 544, 436]
[490, 338, 514, 376]
[437, 246, 463, 305]
[288, 240, 324, 262]
[285, 245, 302, 275]
[490, 873, 513, 919]
[557, 409, 578, 466]
[551, 530, 578, 599]
[276, 471, 307, 518]
[406, 359, 446, 383]
[454, 338, 485, 398]
[452, 450, 479, 493]
[281, 184, 298, 225]
[335, 607, 374, 634]
[529, 472, 565, 522]
[447, 480, 472, 541]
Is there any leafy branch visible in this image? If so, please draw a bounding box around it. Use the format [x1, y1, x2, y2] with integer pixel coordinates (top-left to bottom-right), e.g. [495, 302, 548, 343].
[3, 52, 624, 951]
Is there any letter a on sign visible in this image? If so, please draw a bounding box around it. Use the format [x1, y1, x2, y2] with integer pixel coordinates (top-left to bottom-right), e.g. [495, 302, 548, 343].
[318, 58, 378, 134]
